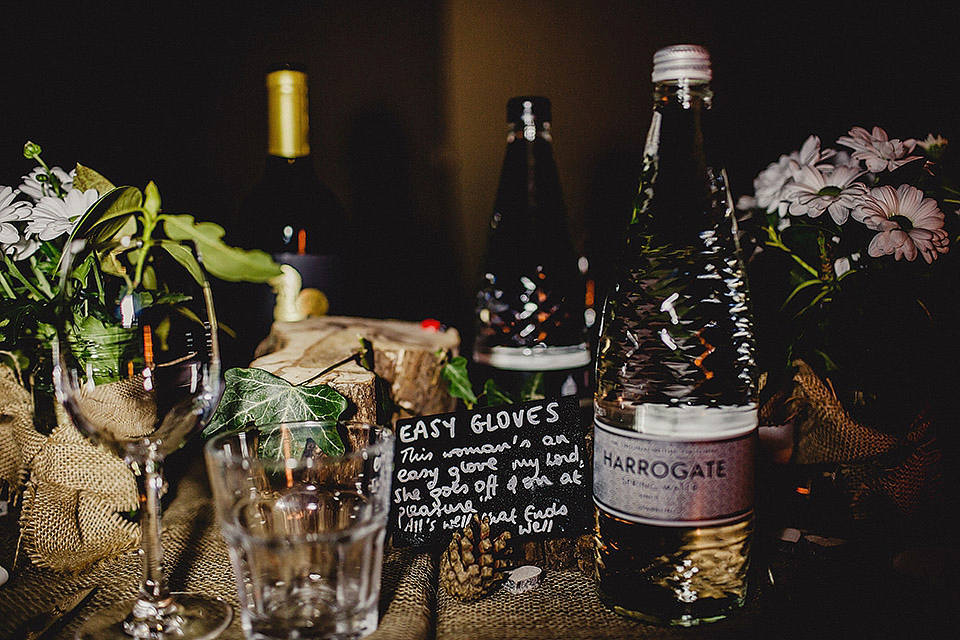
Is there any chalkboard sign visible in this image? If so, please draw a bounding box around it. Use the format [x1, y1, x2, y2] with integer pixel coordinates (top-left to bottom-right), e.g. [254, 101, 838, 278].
[390, 396, 592, 548]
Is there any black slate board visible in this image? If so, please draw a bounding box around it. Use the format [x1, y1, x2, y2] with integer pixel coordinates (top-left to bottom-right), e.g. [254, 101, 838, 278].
[390, 396, 592, 548]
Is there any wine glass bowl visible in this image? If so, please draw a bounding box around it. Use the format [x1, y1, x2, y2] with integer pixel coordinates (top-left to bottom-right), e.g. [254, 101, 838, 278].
[53, 235, 231, 639]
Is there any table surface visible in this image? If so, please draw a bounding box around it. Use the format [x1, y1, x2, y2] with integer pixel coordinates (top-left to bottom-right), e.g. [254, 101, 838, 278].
[1, 451, 957, 640]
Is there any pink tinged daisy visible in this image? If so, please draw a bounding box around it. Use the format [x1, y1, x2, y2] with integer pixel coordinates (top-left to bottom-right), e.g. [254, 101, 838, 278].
[0, 185, 31, 245]
[752, 135, 834, 214]
[26, 188, 99, 241]
[836, 126, 923, 173]
[853, 184, 948, 263]
[783, 164, 867, 225]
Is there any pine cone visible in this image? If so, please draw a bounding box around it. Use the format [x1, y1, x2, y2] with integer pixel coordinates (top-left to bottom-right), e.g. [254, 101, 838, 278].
[440, 515, 513, 602]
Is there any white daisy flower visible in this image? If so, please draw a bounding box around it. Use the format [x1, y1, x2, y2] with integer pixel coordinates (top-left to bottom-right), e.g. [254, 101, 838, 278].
[0, 185, 31, 245]
[19, 166, 75, 201]
[26, 188, 99, 241]
[752, 135, 834, 215]
[3, 235, 42, 261]
[783, 164, 867, 225]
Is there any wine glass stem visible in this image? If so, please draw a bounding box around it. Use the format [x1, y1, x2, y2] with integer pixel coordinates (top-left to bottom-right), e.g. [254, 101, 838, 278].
[134, 457, 171, 606]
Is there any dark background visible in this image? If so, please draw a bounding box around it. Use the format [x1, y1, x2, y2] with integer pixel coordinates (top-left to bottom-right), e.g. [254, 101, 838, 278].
[3, 0, 959, 335]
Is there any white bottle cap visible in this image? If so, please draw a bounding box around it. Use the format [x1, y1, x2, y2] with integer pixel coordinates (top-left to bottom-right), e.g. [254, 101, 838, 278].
[652, 44, 712, 83]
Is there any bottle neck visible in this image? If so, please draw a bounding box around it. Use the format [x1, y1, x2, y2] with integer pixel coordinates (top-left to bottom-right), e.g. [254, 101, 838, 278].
[635, 79, 718, 230]
[506, 117, 553, 144]
[267, 75, 310, 158]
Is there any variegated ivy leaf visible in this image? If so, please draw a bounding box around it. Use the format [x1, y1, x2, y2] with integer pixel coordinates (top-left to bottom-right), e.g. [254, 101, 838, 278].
[203, 367, 347, 456]
[256, 423, 342, 461]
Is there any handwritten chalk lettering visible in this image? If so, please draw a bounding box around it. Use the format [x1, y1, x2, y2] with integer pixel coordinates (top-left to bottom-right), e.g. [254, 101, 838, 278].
[469, 401, 562, 434]
[473, 473, 498, 502]
[391, 396, 591, 547]
[398, 416, 457, 443]
[459, 456, 499, 474]
[444, 514, 474, 530]
[522, 471, 554, 490]
[481, 507, 518, 525]
[546, 444, 580, 466]
[442, 441, 512, 458]
[394, 486, 422, 502]
[399, 500, 474, 519]
[542, 434, 570, 447]
[399, 447, 434, 464]
[396, 466, 439, 489]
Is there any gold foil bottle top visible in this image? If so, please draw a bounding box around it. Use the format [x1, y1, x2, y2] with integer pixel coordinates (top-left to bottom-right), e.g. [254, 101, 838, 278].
[266, 68, 310, 158]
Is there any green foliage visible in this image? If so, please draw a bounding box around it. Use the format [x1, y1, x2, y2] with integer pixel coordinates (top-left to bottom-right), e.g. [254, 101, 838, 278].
[162, 213, 281, 283]
[440, 355, 477, 408]
[438, 353, 539, 409]
[256, 422, 344, 460]
[203, 367, 347, 455]
[0, 147, 283, 373]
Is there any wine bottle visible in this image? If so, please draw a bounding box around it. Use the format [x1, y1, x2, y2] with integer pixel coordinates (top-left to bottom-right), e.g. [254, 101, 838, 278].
[230, 65, 349, 364]
[472, 96, 591, 404]
[592, 45, 758, 626]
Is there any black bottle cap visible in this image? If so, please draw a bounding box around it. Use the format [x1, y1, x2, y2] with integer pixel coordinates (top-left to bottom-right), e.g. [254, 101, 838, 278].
[507, 96, 552, 123]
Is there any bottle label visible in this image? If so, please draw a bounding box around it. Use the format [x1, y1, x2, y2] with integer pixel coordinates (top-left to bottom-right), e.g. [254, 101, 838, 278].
[477, 343, 591, 371]
[593, 410, 756, 526]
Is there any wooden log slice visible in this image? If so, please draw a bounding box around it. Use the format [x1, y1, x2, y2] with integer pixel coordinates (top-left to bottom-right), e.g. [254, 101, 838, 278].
[251, 316, 460, 425]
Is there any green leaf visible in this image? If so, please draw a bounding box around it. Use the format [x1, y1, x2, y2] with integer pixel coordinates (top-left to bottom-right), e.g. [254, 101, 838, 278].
[440, 355, 477, 409]
[157, 240, 205, 287]
[73, 163, 116, 194]
[357, 336, 375, 371]
[161, 214, 281, 283]
[65, 186, 144, 253]
[257, 423, 343, 460]
[479, 378, 514, 407]
[518, 371, 545, 402]
[203, 367, 348, 453]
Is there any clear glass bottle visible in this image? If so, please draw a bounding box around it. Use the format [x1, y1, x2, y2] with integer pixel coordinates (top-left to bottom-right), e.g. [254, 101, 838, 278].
[472, 96, 591, 404]
[230, 65, 350, 364]
[592, 45, 758, 626]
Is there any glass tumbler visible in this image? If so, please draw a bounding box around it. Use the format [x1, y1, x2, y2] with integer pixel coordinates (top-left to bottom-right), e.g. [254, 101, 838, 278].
[205, 421, 395, 640]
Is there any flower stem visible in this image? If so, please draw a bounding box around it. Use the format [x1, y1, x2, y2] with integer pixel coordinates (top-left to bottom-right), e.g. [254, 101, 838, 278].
[28, 256, 54, 299]
[0, 271, 16, 298]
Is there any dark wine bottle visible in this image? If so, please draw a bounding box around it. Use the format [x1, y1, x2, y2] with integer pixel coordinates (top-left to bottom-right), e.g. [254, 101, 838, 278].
[230, 65, 350, 364]
[472, 96, 591, 404]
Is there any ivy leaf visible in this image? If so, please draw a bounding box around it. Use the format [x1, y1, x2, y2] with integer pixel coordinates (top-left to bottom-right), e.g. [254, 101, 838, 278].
[73, 163, 116, 194]
[518, 372, 545, 402]
[256, 423, 343, 460]
[161, 214, 281, 283]
[479, 378, 514, 407]
[440, 355, 477, 409]
[203, 367, 347, 456]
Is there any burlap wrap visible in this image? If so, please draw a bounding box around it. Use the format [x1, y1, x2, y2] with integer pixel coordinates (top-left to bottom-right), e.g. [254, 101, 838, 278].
[0, 365, 139, 572]
[762, 360, 943, 522]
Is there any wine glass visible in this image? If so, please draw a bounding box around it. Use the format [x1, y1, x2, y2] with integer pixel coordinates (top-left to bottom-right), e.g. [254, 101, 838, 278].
[52, 235, 231, 640]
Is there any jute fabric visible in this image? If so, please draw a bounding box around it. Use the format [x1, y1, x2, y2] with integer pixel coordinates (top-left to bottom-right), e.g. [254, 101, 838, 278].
[766, 360, 943, 522]
[0, 366, 140, 572]
[0, 451, 437, 640]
